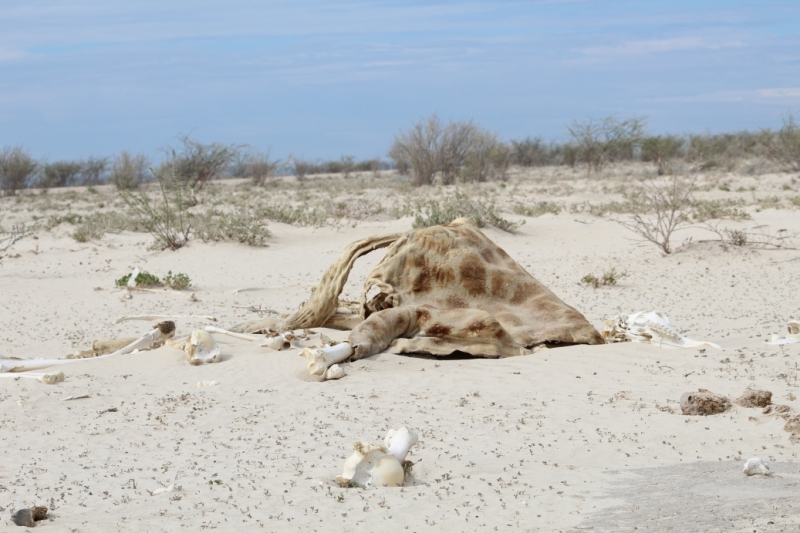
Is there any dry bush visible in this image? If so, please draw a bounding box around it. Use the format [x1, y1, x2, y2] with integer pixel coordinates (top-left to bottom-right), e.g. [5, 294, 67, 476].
[701, 221, 797, 250]
[389, 114, 442, 186]
[412, 191, 520, 232]
[167, 136, 239, 189]
[111, 152, 150, 190]
[38, 161, 82, 189]
[461, 133, 511, 182]
[567, 115, 646, 175]
[618, 176, 696, 254]
[0, 147, 37, 196]
[769, 113, 800, 170]
[687, 130, 771, 171]
[80, 157, 108, 185]
[641, 135, 685, 175]
[248, 150, 281, 187]
[0, 219, 31, 254]
[191, 207, 270, 246]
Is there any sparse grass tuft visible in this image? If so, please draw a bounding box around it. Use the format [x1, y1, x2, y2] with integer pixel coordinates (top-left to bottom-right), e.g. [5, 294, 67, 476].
[413, 191, 520, 232]
[581, 267, 627, 288]
[115, 270, 162, 288]
[191, 207, 270, 246]
[164, 271, 191, 290]
[513, 201, 561, 217]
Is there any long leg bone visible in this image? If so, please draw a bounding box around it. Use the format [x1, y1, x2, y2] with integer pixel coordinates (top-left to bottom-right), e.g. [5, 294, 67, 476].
[300, 342, 353, 376]
[0, 322, 175, 373]
[204, 326, 262, 341]
[117, 315, 217, 324]
[0, 371, 65, 384]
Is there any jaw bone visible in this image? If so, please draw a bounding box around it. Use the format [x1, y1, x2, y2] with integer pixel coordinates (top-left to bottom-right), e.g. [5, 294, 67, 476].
[602, 311, 721, 349]
[336, 428, 418, 488]
[0, 322, 176, 373]
[766, 320, 800, 345]
[301, 342, 353, 376]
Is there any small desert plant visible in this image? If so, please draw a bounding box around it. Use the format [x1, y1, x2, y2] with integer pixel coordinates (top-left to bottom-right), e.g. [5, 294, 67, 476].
[115, 270, 162, 288]
[255, 203, 328, 227]
[120, 168, 192, 250]
[191, 207, 271, 246]
[567, 115, 646, 175]
[513, 201, 561, 217]
[617, 176, 697, 254]
[164, 271, 191, 290]
[80, 157, 108, 185]
[581, 267, 627, 288]
[111, 152, 150, 190]
[389, 114, 443, 186]
[691, 199, 750, 222]
[0, 219, 31, 255]
[0, 147, 37, 196]
[769, 113, 800, 170]
[413, 192, 520, 232]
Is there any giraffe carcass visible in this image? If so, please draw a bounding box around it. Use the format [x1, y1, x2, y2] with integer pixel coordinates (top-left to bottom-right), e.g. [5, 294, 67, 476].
[234, 218, 604, 361]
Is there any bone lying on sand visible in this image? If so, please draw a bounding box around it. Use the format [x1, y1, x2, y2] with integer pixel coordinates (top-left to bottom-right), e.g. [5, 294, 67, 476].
[336, 427, 419, 488]
[0, 322, 176, 373]
[766, 319, 800, 345]
[0, 371, 65, 384]
[743, 457, 770, 476]
[166, 330, 221, 365]
[11, 506, 48, 527]
[603, 311, 721, 349]
[301, 343, 353, 376]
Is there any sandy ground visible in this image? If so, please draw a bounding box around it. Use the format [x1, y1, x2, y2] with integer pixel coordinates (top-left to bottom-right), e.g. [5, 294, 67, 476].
[1, 171, 800, 532]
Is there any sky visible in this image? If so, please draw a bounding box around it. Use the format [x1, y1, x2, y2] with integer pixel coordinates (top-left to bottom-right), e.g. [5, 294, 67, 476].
[1, 0, 799, 162]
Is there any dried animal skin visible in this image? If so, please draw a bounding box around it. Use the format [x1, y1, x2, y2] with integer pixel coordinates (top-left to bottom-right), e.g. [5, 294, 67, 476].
[11, 506, 47, 526]
[743, 457, 770, 476]
[602, 311, 721, 349]
[680, 389, 731, 415]
[735, 389, 772, 408]
[0, 322, 175, 373]
[301, 343, 353, 376]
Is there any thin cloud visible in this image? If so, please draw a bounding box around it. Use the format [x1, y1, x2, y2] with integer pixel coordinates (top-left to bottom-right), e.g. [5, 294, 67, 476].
[581, 36, 745, 60]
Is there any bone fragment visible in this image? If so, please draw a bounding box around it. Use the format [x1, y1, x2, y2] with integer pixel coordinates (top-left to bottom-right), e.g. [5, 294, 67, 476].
[186, 330, 221, 365]
[0, 322, 175, 373]
[743, 457, 770, 476]
[197, 380, 219, 387]
[384, 427, 418, 463]
[765, 320, 800, 345]
[323, 364, 344, 380]
[204, 326, 261, 341]
[116, 315, 217, 324]
[336, 428, 418, 488]
[262, 334, 293, 351]
[0, 371, 65, 384]
[301, 342, 353, 376]
[602, 311, 721, 349]
[60, 394, 91, 402]
[128, 267, 140, 287]
[151, 483, 181, 495]
[735, 389, 772, 408]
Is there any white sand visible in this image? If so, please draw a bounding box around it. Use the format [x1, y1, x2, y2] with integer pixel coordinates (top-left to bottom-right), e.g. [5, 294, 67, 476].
[2, 173, 800, 531]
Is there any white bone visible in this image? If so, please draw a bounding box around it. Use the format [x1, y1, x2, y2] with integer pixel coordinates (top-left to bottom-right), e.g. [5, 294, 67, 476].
[204, 326, 261, 341]
[127, 267, 140, 287]
[262, 334, 292, 351]
[300, 342, 353, 376]
[602, 311, 721, 349]
[0, 371, 65, 384]
[766, 320, 800, 345]
[186, 330, 221, 365]
[196, 380, 219, 387]
[336, 442, 404, 488]
[151, 483, 181, 495]
[743, 457, 770, 476]
[117, 315, 217, 324]
[323, 364, 344, 380]
[0, 324, 175, 373]
[384, 427, 419, 463]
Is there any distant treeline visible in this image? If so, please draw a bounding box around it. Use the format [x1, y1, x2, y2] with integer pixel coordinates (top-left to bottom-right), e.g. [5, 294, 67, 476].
[2, 114, 799, 195]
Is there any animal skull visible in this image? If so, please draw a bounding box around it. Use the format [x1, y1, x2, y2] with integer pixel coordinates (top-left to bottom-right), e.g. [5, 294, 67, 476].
[602, 311, 721, 349]
[766, 320, 800, 345]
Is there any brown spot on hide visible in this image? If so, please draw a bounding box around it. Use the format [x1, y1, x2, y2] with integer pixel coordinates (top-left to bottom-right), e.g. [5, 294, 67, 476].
[509, 282, 537, 305]
[415, 307, 431, 323]
[412, 271, 432, 293]
[498, 312, 523, 327]
[446, 295, 468, 309]
[425, 323, 452, 337]
[490, 270, 512, 299]
[459, 253, 487, 296]
[480, 248, 497, 263]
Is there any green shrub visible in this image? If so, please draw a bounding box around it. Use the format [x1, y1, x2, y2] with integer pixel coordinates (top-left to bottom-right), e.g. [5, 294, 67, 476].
[513, 201, 561, 217]
[0, 147, 37, 196]
[191, 207, 270, 246]
[164, 271, 191, 290]
[581, 267, 627, 288]
[115, 270, 162, 288]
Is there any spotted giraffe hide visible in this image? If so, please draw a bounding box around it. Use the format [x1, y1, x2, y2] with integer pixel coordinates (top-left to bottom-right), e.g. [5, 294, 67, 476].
[234, 218, 604, 358]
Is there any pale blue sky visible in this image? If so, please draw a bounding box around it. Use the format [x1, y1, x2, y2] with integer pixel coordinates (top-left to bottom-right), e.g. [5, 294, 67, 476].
[1, 1, 799, 161]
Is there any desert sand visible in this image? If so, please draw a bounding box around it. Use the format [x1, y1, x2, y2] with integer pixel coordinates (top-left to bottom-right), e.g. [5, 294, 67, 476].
[1, 165, 799, 532]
